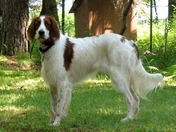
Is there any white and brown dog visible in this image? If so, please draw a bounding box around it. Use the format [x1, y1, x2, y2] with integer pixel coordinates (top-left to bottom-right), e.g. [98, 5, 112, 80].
[27, 15, 163, 126]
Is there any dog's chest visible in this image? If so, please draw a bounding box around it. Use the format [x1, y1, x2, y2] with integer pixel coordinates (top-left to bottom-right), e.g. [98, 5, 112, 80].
[41, 53, 66, 85]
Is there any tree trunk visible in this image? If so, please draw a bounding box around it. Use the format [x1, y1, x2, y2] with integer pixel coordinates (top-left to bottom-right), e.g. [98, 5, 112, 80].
[40, 0, 59, 23]
[0, 0, 29, 55]
[168, 0, 176, 21]
[62, 0, 65, 34]
[119, 0, 134, 35]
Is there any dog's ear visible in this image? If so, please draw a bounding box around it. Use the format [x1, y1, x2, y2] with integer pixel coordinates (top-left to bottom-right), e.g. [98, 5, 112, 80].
[47, 16, 60, 41]
[27, 17, 40, 41]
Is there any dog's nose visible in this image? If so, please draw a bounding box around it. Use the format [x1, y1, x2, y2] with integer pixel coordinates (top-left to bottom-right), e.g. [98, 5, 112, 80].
[39, 30, 44, 36]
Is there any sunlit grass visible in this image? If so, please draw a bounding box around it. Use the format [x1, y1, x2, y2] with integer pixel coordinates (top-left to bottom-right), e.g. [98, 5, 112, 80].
[1, 72, 176, 131]
[0, 51, 176, 131]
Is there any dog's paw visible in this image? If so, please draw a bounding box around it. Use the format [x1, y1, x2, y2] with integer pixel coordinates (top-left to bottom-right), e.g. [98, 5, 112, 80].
[50, 120, 60, 126]
[121, 116, 133, 123]
[50, 117, 61, 126]
[50, 122, 60, 126]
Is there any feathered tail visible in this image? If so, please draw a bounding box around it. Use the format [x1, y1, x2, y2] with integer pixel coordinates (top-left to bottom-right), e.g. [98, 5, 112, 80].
[131, 60, 164, 99]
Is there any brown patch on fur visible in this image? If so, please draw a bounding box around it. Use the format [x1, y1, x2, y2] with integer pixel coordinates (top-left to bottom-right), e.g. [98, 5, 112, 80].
[120, 36, 126, 43]
[120, 36, 131, 43]
[64, 38, 75, 71]
[120, 36, 139, 59]
[132, 43, 140, 59]
[44, 16, 60, 41]
[27, 17, 41, 41]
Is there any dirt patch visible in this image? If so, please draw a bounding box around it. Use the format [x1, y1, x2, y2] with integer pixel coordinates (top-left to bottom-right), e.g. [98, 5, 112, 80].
[1, 56, 41, 70]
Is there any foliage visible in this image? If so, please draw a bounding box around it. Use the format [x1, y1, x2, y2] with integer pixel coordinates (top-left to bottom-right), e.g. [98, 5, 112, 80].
[59, 13, 75, 37]
[137, 17, 176, 70]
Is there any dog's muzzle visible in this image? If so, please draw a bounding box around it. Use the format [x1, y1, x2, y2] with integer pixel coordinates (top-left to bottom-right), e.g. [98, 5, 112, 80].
[38, 30, 45, 38]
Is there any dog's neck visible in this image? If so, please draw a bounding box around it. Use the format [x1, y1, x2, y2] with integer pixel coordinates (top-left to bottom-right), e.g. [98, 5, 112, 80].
[39, 38, 55, 54]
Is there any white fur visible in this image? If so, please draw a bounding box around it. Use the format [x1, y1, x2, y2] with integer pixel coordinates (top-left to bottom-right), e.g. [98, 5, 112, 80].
[34, 16, 50, 40]
[31, 16, 164, 126]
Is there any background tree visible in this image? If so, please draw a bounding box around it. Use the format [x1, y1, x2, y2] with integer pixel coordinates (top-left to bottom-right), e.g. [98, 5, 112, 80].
[119, 0, 134, 35]
[0, 0, 29, 55]
[0, 0, 2, 16]
[40, 0, 59, 23]
[168, 0, 176, 21]
[62, 0, 65, 34]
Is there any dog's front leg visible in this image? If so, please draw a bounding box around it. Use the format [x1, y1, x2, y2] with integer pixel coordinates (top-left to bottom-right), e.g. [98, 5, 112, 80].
[49, 85, 58, 125]
[51, 82, 72, 126]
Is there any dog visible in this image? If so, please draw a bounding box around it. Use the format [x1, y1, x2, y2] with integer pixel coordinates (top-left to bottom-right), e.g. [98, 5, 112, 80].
[27, 15, 163, 126]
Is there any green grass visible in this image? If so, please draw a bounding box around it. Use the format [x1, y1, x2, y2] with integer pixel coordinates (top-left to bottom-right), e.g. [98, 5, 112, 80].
[0, 55, 176, 132]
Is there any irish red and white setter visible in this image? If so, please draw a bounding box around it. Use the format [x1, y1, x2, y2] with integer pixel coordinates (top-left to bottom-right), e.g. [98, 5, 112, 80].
[27, 15, 163, 126]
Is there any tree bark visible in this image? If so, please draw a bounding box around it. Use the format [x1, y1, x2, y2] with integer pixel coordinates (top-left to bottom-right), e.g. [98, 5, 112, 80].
[119, 0, 134, 35]
[0, 0, 29, 55]
[62, 0, 65, 34]
[40, 0, 59, 23]
[168, 0, 176, 21]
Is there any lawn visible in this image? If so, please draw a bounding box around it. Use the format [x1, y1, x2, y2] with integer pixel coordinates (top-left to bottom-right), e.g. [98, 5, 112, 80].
[0, 55, 176, 132]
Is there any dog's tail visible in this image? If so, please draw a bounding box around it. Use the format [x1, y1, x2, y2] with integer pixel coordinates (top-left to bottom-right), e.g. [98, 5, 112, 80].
[130, 60, 164, 99]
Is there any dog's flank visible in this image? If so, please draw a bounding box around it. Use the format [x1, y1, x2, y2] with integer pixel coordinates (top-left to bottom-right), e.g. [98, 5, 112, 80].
[132, 43, 140, 59]
[27, 15, 164, 126]
[120, 36, 139, 59]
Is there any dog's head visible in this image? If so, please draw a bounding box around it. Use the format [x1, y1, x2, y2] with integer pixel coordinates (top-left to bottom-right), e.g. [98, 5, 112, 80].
[27, 15, 60, 42]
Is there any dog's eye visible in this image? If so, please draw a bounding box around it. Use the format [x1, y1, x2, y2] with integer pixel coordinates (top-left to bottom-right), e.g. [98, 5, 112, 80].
[35, 21, 40, 28]
[45, 22, 51, 28]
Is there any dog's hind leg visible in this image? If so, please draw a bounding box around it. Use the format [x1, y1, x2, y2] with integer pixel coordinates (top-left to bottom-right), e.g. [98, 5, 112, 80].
[121, 87, 140, 122]
[129, 88, 140, 119]
[51, 82, 72, 126]
[111, 71, 139, 122]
